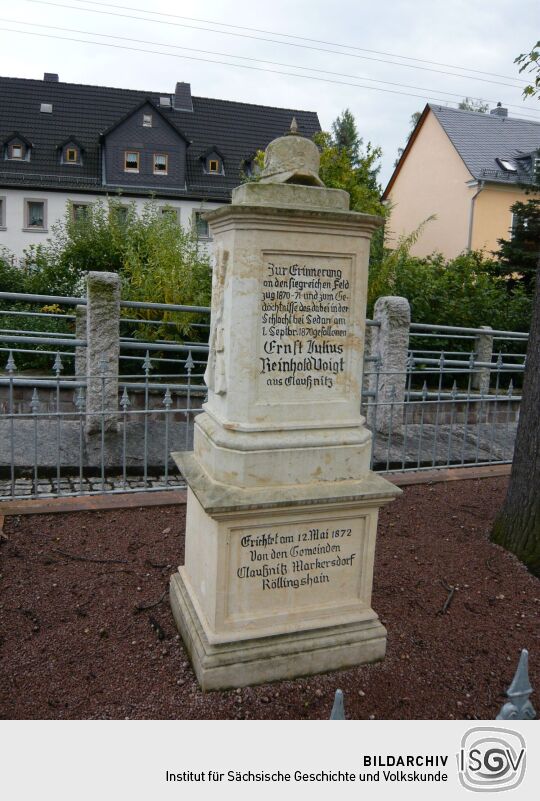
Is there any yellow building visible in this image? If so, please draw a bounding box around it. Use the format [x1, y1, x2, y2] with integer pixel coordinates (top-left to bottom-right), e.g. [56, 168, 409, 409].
[383, 103, 540, 259]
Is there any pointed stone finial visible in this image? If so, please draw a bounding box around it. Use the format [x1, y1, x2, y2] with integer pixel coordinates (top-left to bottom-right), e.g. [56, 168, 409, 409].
[496, 649, 536, 720]
[288, 116, 299, 135]
[330, 689, 345, 719]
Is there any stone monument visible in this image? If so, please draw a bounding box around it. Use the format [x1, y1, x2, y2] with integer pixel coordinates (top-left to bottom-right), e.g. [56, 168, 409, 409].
[170, 122, 401, 690]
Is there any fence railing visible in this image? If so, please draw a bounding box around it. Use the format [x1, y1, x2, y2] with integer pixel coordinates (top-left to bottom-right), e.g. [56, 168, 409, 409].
[362, 297, 528, 473]
[0, 286, 530, 500]
[0, 274, 209, 499]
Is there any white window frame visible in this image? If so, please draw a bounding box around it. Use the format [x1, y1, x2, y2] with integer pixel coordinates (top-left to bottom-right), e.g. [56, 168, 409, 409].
[143, 114, 153, 127]
[192, 210, 210, 240]
[9, 143, 24, 160]
[23, 198, 47, 232]
[124, 150, 140, 173]
[153, 153, 168, 175]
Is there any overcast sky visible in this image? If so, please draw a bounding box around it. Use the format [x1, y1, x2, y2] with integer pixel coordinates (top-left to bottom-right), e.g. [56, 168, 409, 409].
[1, 0, 539, 185]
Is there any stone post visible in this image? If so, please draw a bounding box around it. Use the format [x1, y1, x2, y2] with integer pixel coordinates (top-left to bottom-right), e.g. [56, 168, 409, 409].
[170, 124, 401, 690]
[85, 271, 120, 434]
[74, 304, 87, 382]
[370, 296, 411, 434]
[472, 325, 493, 394]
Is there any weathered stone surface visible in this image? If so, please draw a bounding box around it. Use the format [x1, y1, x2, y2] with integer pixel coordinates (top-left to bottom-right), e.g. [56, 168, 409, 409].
[170, 127, 400, 689]
[74, 304, 87, 381]
[369, 296, 411, 434]
[472, 326, 494, 394]
[85, 272, 120, 435]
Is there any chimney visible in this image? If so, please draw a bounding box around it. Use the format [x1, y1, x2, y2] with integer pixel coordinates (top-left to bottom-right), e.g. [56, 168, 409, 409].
[490, 102, 508, 118]
[44, 72, 59, 82]
[173, 82, 193, 112]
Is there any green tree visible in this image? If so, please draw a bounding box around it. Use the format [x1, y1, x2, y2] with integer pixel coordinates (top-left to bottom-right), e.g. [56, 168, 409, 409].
[495, 195, 540, 293]
[21, 197, 212, 339]
[331, 108, 361, 165]
[458, 97, 489, 112]
[491, 42, 540, 575]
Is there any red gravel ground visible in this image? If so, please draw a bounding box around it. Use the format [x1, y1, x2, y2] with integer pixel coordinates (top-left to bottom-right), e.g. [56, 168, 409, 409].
[1, 476, 539, 720]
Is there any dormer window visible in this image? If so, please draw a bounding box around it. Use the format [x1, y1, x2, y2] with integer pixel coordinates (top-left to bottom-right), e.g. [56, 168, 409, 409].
[58, 138, 83, 166]
[496, 158, 517, 173]
[143, 113, 153, 127]
[4, 135, 31, 161]
[201, 148, 225, 176]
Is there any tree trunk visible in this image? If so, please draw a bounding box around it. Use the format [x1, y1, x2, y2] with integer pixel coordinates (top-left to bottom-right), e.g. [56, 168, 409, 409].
[491, 268, 540, 575]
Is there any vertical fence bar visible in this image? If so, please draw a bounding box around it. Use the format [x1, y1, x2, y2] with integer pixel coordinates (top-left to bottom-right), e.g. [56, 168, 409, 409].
[53, 352, 63, 495]
[30, 388, 40, 498]
[7, 351, 16, 497]
[143, 351, 152, 488]
[120, 387, 130, 491]
[487, 353, 502, 462]
[431, 352, 445, 466]
[416, 382, 428, 468]
[446, 381, 458, 465]
[75, 386, 85, 495]
[163, 386, 172, 483]
[185, 351, 194, 450]
[459, 353, 475, 465]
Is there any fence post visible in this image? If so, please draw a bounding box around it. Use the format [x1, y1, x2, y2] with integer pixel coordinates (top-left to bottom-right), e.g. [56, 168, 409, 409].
[74, 304, 87, 381]
[472, 325, 493, 394]
[370, 296, 411, 434]
[85, 271, 120, 434]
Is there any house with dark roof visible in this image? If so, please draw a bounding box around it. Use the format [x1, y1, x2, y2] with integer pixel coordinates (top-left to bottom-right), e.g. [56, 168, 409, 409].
[382, 102, 540, 259]
[0, 73, 320, 257]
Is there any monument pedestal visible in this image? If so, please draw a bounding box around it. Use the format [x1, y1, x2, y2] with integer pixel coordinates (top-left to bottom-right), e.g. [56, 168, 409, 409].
[170, 451, 397, 690]
[170, 123, 401, 690]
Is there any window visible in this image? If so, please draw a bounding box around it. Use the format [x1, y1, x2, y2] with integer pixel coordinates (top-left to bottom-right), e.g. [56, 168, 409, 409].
[208, 159, 219, 173]
[24, 199, 46, 230]
[496, 158, 517, 173]
[153, 153, 168, 175]
[0, 197, 5, 229]
[193, 211, 209, 239]
[65, 147, 79, 163]
[124, 151, 139, 172]
[160, 205, 179, 222]
[10, 144, 23, 159]
[71, 202, 89, 221]
[143, 114, 153, 127]
[112, 205, 129, 224]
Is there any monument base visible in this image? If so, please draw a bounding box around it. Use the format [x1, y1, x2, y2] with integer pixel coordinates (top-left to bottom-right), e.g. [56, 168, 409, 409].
[170, 570, 387, 691]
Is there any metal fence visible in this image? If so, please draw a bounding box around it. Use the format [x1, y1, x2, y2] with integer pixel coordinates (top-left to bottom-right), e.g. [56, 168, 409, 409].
[0, 287, 209, 499]
[362, 313, 528, 473]
[0, 289, 530, 501]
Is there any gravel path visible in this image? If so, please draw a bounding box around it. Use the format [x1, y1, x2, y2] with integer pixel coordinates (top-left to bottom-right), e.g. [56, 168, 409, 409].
[1, 476, 539, 720]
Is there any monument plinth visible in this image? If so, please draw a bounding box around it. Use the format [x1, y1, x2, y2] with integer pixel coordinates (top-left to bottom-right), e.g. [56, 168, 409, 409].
[170, 125, 401, 690]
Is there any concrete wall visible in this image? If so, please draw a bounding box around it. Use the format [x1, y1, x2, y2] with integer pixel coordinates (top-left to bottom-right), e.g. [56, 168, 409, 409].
[471, 184, 529, 254]
[385, 111, 474, 259]
[0, 188, 221, 259]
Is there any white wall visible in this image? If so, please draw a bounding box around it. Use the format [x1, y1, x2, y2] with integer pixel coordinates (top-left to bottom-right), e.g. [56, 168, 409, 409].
[0, 188, 222, 261]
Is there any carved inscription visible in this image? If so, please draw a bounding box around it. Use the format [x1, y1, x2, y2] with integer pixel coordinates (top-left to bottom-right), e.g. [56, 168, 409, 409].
[259, 257, 352, 394]
[233, 522, 360, 597]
